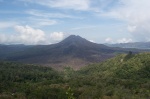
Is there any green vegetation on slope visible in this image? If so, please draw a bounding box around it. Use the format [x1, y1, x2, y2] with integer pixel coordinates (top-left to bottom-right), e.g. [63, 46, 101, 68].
[0, 62, 68, 99]
[0, 52, 150, 99]
[68, 52, 150, 99]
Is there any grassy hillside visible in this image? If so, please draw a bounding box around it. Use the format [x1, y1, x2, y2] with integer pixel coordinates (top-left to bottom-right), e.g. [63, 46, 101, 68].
[0, 52, 150, 99]
[68, 52, 150, 99]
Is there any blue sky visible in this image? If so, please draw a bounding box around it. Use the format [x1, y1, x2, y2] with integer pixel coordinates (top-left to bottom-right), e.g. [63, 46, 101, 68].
[0, 0, 150, 45]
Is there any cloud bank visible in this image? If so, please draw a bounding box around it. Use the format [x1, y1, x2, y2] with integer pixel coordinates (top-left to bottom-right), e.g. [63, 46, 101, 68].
[50, 32, 64, 41]
[14, 25, 46, 44]
[0, 25, 66, 45]
[103, 0, 150, 42]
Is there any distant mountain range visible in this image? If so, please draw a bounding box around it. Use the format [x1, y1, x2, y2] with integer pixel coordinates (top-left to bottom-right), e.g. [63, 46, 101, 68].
[0, 35, 147, 69]
[106, 42, 150, 49]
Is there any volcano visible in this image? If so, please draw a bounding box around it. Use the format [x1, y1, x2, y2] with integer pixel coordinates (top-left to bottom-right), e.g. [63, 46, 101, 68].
[0, 35, 135, 69]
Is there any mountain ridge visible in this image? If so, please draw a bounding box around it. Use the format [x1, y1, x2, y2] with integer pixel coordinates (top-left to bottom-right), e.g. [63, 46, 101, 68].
[0, 35, 146, 69]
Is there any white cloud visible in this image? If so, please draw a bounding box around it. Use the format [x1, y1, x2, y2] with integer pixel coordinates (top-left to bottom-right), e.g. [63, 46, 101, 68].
[105, 37, 114, 43]
[117, 38, 133, 43]
[20, 0, 91, 11]
[127, 25, 137, 33]
[26, 10, 76, 18]
[25, 17, 57, 27]
[89, 40, 95, 43]
[33, 19, 57, 27]
[50, 32, 65, 42]
[14, 25, 46, 44]
[49, 0, 90, 10]
[26, 10, 81, 19]
[0, 25, 66, 45]
[101, 0, 150, 42]
[105, 37, 132, 43]
[20, 0, 117, 12]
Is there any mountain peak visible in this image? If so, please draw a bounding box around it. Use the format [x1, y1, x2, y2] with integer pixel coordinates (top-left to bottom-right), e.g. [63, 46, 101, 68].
[65, 35, 84, 41]
[0, 35, 134, 69]
[60, 35, 88, 45]
[67, 35, 79, 38]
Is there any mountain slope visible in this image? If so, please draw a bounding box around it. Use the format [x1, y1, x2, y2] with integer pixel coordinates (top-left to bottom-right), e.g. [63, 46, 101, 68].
[0, 44, 33, 59]
[0, 35, 144, 69]
[68, 52, 150, 98]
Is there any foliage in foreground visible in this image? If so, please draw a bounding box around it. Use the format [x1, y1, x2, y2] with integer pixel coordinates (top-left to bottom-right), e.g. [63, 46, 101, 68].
[0, 52, 150, 99]
[0, 62, 67, 99]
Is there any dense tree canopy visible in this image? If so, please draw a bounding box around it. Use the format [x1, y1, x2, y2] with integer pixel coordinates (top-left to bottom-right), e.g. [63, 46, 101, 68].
[0, 52, 150, 99]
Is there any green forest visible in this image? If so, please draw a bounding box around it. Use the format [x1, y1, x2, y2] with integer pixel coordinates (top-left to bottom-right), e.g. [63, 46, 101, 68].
[0, 52, 150, 99]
